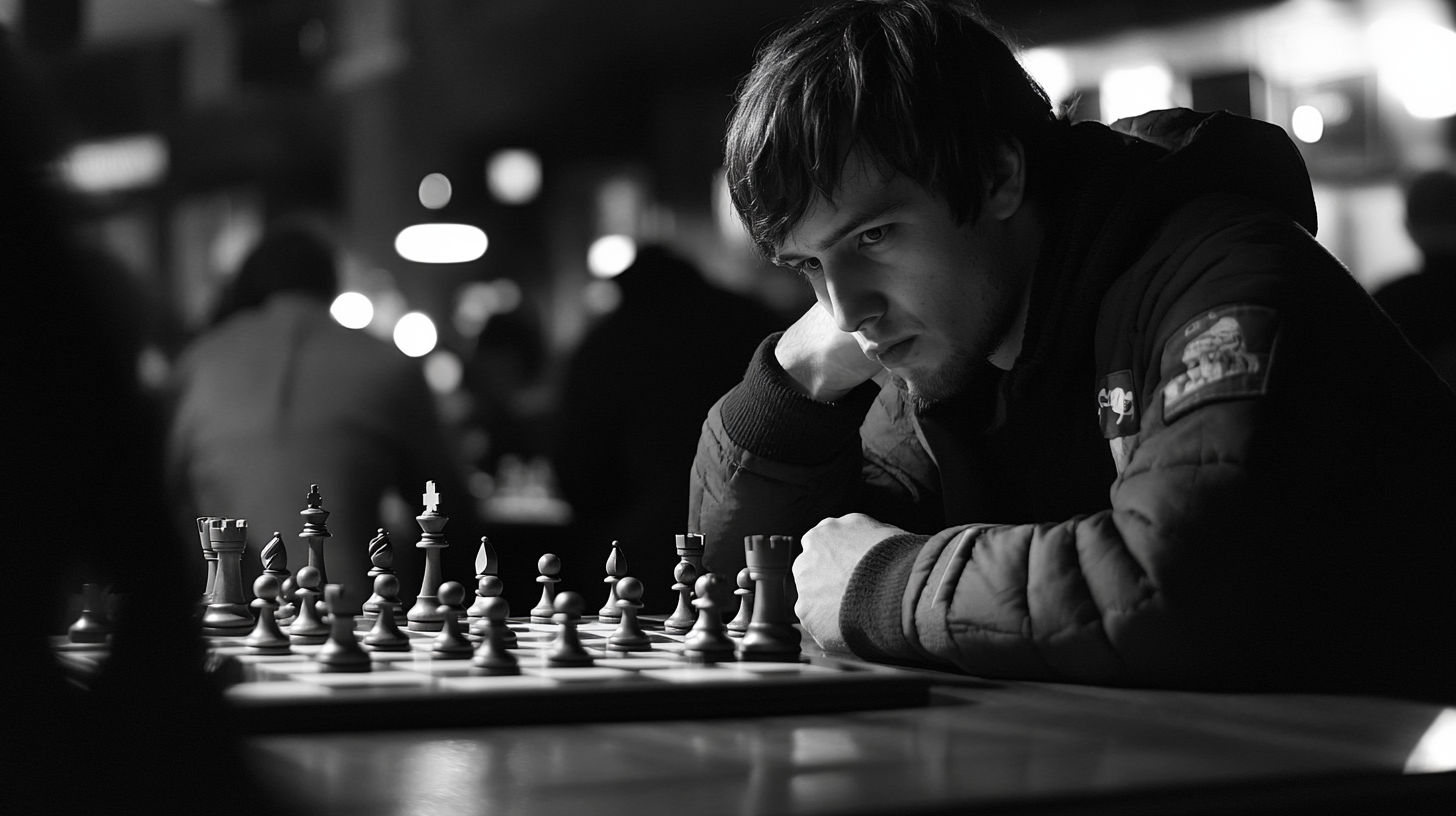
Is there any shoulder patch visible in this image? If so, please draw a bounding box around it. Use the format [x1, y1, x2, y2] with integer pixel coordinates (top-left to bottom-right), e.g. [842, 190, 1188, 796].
[1161, 304, 1278, 423]
[1096, 369, 1139, 439]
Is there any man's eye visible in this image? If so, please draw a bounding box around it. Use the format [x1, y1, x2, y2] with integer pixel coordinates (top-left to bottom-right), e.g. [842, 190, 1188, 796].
[798, 258, 822, 272]
[860, 226, 888, 245]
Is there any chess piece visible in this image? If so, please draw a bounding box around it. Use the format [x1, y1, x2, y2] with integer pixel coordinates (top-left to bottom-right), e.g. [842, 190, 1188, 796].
[67, 583, 112, 644]
[530, 553, 561, 623]
[597, 541, 627, 623]
[288, 565, 329, 644]
[363, 574, 411, 651]
[317, 585, 371, 672]
[727, 567, 754, 638]
[683, 572, 736, 664]
[298, 484, 331, 586]
[471, 597, 520, 676]
[202, 518, 254, 635]
[196, 516, 221, 610]
[606, 576, 652, 652]
[406, 481, 451, 632]
[469, 576, 516, 647]
[363, 528, 401, 618]
[675, 532, 705, 577]
[663, 560, 698, 635]
[738, 535, 802, 661]
[245, 575, 291, 654]
[546, 591, 593, 667]
[261, 531, 293, 620]
[431, 581, 474, 659]
[465, 536, 498, 619]
[277, 574, 299, 626]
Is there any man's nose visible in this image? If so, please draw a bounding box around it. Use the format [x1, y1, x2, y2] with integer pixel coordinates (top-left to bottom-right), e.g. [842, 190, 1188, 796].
[824, 261, 886, 333]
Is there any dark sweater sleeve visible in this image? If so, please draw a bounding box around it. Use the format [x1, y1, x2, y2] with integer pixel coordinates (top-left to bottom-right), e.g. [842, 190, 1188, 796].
[841, 533, 930, 666]
[718, 332, 882, 465]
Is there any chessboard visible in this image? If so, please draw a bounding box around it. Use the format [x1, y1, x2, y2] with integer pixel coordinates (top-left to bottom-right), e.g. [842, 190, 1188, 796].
[51, 616, 932, 735]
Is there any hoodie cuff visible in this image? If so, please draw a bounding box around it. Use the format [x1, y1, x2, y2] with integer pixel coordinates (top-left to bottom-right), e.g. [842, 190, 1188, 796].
[718, 332, 882, 466]
[841, 533, 929, 666]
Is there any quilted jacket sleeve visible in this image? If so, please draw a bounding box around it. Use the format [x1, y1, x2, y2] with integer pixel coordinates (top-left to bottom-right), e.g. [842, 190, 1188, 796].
[690, 334, 942, 581]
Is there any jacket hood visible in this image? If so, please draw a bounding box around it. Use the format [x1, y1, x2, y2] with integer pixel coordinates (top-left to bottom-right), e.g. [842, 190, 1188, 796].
[1109, 108, 1318, 234]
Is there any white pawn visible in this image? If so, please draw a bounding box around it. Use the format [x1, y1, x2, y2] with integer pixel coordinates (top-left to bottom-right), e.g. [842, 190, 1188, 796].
[245, 575, 291, 655]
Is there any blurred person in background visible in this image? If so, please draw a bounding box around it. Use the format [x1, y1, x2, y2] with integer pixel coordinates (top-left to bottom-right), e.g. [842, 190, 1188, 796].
[1374, 169, 1456, 390]
[5, 33, 284, 815]
[165, 224, 480, 616]
[556, 245, 784, 610]
[462, 305, 553, 477]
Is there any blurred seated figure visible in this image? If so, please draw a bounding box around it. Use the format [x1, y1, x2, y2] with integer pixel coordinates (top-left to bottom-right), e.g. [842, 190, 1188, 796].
[166, 224, 478, 614]
[463, 305, 554, 477]
[5, 35, 283, 815]
[554, 245, 784, 609]
[1375, 169, 1456, 390]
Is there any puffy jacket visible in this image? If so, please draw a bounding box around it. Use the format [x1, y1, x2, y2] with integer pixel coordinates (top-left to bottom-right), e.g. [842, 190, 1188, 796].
[689, 111, 1456, 701]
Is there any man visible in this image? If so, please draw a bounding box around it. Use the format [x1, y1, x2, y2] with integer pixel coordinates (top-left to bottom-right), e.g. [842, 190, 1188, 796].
[690, 0, 1455, 700]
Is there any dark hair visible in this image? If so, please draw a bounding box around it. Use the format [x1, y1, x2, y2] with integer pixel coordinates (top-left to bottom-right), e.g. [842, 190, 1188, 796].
[210, 223, 337, 326]
[724, 0, 1067, 258]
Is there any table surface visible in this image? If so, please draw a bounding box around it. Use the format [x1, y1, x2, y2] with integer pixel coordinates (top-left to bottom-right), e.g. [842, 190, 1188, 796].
[244, 642, 1456, 816]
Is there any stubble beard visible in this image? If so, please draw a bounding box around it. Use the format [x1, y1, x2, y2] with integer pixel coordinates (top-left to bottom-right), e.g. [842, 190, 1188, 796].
[890, 268, 1024, 412]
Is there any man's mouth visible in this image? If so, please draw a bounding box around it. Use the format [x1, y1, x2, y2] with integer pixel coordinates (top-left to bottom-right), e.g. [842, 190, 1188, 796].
[872, 337, 914, 368]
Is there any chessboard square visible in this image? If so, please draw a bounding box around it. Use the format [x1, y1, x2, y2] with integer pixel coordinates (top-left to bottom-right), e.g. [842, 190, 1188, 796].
[437, 675, 558, 692]
[638, 667, 757, 683]
[297, 670, 431, 690]
[595, 657, 681, 670]
[520, 667, 639, 683]
[256, 661, 322, 680]
[397, 661, 475, 677]
[723, 661, 816, 674]
[367, 650, 425, 664]
[225, 680, 329, 701]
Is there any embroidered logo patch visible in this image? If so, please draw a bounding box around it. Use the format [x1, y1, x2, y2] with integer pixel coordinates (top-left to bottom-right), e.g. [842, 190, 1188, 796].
[1096, 369, 1138, 439]
[1161, 304, 1278, 422]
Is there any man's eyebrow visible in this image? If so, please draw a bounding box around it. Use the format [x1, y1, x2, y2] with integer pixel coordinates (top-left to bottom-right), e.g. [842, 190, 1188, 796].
[775, 201, 902, 263]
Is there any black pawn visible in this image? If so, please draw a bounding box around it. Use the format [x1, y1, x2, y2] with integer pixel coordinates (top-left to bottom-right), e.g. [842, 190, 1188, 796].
[471, 597, 520, 676]
[683, 573, 736, 664]
[727, 567, 754, 638]
[663, 560, 698, 634]
[67, 583, 112, 644]
[246, 575, 291, 655]
[606, 576, 653, 652]
[288, 566, 329, 645]
[317, 585, 371, 672]
[432, 581, 474, 659]
[530, 553, 561, 622]
[546, 591, 594, 668]
[276, 574, 299, 626]
[469, 576, 516, 647]
[363, 574, 411, 651]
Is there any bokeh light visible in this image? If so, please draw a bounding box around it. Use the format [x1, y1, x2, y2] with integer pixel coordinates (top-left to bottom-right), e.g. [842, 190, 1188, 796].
[418, 173, 452, 209]
[1370, 17, 1456, 120]
[423, 349, 463, 394]
[1099, 64, 1174, 123]
[395, 223, 488, 264]
[453, 279, 522, 338]
[393, 311, 438, 357]
[486, 148, 543, 205]
[1290, 105, 1324, 143]
[1020, 47, 1071, 109]
[330, 291, 374, 329]
[587, 234, 636, 279]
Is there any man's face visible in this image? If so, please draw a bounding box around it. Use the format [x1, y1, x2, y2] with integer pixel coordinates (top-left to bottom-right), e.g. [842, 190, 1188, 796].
[774, 153, 1028, 407]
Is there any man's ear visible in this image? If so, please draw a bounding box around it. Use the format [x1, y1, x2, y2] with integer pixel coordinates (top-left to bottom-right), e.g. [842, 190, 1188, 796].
[985, 138, 1026, 221]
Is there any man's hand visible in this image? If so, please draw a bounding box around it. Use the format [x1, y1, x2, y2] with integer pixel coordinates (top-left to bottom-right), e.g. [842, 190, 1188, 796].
[775, 304, 886, 402]
[793, 513, 907, 654]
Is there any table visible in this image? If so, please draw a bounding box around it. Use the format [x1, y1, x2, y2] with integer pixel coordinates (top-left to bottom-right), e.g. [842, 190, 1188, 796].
[244, 646, 1455, 815]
